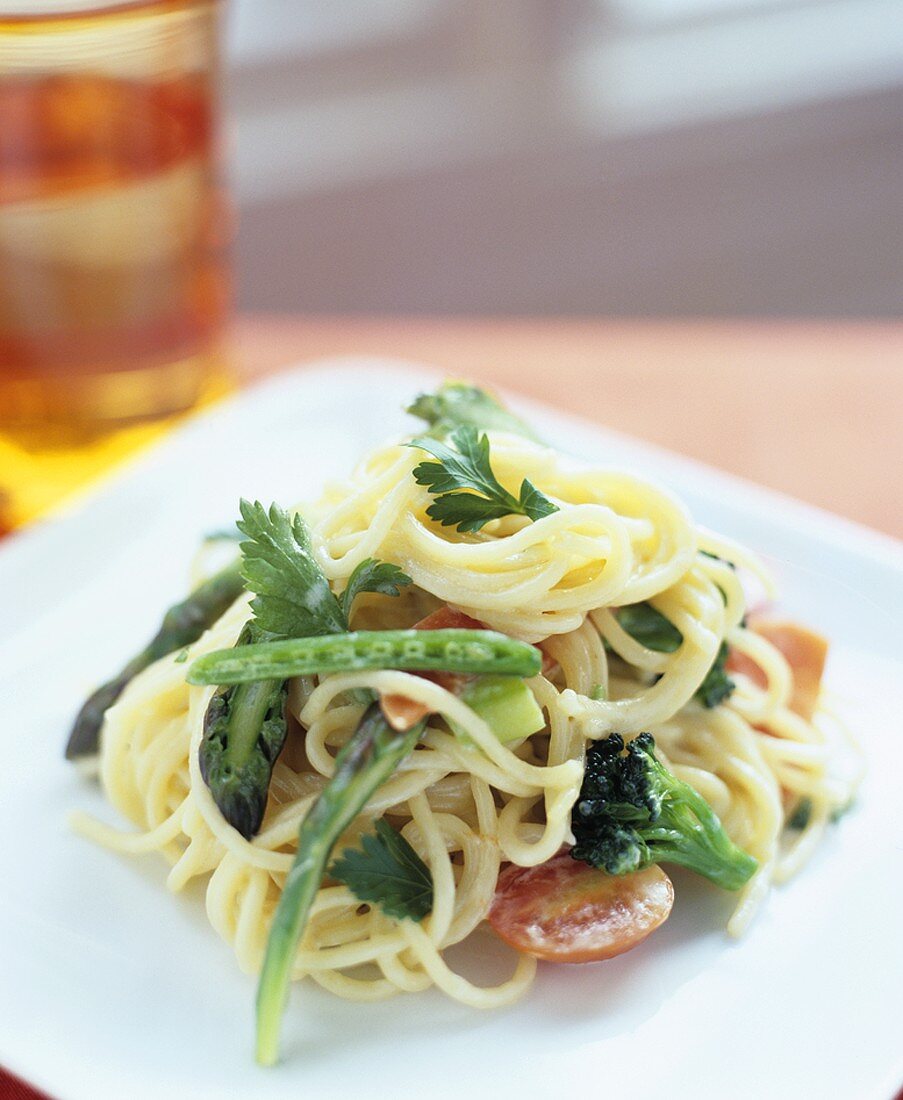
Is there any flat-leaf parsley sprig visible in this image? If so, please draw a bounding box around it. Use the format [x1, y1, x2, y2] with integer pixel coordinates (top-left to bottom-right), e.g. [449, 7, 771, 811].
[238, 501, 413, 638]
[238, 499, 347, 639]
[408, 425, 558, 534]
[340, 558, 413, 622]
[331, 818, 433, 922]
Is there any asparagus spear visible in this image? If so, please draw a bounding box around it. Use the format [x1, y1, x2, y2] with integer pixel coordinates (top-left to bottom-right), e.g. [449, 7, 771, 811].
[198, 625, 287, 840]
[256, 702, 426, 1066]
[65, 559, 245, 759]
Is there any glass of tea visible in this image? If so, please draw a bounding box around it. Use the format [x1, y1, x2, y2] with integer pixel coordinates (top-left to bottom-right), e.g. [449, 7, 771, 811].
[0, 0, 230, 527]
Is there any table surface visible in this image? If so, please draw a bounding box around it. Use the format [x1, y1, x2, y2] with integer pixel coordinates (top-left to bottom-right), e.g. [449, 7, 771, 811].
[233, 316, 902, 541]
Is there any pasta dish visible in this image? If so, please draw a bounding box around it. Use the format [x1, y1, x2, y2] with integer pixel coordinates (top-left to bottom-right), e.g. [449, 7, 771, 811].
[66, 382, 859, 1066]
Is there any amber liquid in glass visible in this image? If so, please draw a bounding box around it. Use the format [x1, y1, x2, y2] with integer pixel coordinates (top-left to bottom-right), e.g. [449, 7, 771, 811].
[0, 0, 230, 426]
[0, 0, 230, 530]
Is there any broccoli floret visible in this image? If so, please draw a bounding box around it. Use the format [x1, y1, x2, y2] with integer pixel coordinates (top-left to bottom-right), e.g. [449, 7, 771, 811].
[571, 733, 758, 891]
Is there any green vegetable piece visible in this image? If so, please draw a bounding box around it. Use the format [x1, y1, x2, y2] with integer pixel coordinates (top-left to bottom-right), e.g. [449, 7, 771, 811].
[330, 818, 433, 922]
[571, 733, 757, 892]
[617, 604, 682, 653]
[199, 625, 288, 840]
[188, 628, 542, 686]
[449, 675, 545, 744]
[787, 797, 812, 830]
[407, 381, 538, 441]
[65, 559, 245, 759]
[695, 642, 734, 709]
[256, 704, 425, 1066]
[340, 558, 412, 622]
[408, 425, 558, 534]
[788, 796, 853, 830]
[617, 603, 735, 709]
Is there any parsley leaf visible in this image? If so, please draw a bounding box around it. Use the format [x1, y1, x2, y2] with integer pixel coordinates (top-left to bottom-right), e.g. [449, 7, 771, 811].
[237, 500, 413, 639]
[237, 500, 347, 638]
[407, 382, 538, 441]
[408, 425, 557, 534]
[340, 559, 412, 621]
[618, 603, 735, 708]
[330, 818, 433, 922]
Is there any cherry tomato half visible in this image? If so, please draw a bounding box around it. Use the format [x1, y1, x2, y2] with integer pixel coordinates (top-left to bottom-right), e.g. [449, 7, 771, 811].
[488, 853, 673, 963]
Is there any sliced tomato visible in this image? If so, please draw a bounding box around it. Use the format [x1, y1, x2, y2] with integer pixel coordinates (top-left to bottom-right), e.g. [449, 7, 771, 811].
[728, 618, 828, 721]
[488, 853, 673, 964]
[412, 606, 485, 632]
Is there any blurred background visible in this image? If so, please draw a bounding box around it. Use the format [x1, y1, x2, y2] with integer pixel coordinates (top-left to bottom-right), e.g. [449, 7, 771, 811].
[0, 0, 901, 541]
[228, 0, 903, 316]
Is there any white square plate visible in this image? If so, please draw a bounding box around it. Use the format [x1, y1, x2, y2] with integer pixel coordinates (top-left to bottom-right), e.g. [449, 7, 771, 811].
[2, 362, 901, 1100]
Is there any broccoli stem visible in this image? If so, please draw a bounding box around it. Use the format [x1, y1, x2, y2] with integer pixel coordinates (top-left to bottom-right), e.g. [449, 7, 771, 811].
[256, 703, 425, 1066]
[644, 778, 759, 891]
[65, 559, 244, 759]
